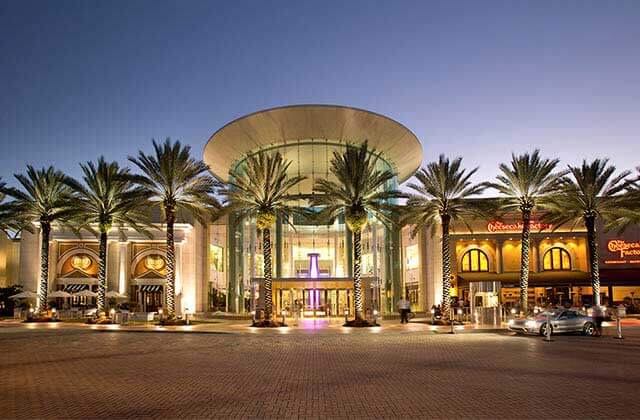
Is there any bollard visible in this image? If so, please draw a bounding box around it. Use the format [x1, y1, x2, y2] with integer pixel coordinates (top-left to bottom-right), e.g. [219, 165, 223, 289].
[544, 313, 552, 342]
[281, 309, 287, 326]
[344, 308, 349, 324]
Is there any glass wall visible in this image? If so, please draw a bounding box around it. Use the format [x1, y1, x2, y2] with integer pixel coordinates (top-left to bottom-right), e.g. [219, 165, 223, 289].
[224, 139, 401, 314]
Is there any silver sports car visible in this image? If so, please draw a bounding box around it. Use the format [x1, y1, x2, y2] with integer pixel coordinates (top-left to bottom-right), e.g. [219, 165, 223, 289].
[508, 309, 596, 336]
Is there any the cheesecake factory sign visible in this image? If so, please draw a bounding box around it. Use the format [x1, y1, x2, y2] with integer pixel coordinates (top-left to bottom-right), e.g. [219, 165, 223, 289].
[605, 240, 640, 265]
[487, 220, 552, 233]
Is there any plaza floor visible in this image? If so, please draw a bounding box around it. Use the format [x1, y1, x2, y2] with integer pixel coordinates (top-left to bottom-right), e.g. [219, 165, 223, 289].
[1, 322, 639, 419]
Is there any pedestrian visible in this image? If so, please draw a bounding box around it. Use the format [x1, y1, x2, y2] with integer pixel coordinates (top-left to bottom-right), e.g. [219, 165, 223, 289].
[293, 299, 300, 325]
[592, 304, 605, 337]
[398, 296, 411, 323]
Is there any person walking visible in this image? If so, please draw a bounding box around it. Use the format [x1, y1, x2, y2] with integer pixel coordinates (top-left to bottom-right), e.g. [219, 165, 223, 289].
[398, 296, 411, 324]
[293, 299, 300, 326]
[592, 304, 605, 337]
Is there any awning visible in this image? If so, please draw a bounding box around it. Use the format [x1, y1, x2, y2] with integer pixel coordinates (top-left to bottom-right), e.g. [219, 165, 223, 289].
[140, 285, 163, 292]
[64, 284, 90, 293]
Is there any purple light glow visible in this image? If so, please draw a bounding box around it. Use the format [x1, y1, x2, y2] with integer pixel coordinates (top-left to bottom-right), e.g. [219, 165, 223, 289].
[307, 253, 320, 279]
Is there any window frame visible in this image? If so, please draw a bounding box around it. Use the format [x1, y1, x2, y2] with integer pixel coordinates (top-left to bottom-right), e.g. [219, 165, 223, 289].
[460, 248, 490, 273]
[542, 247, 571, 271]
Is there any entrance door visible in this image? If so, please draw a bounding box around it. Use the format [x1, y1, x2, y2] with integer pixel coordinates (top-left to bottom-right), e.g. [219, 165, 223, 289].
[143, 290, 163, 312]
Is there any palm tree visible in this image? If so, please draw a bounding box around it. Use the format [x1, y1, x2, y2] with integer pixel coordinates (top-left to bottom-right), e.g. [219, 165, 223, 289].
[1, 167, 77, 313]
[66, 158, 152, 316]
[606, 167, 640, 231]
[311, 142, 404, 324]
[217, 151, 306, 326]
[0, 177, 31, 237]
[403, 155, 487, 318]
[129, 139, 220, 318]
[486, 150, 564, 313]
[544, 159, 631, 306]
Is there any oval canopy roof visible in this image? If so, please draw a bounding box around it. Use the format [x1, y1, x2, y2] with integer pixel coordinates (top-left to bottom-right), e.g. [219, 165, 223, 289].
[203, 104, 423, 182]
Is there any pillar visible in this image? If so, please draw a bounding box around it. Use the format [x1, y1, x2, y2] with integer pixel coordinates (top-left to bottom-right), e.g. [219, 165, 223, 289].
[118, 242, 129, 295]
[495, 239, 503, 274]
[532, 239, 540, 273]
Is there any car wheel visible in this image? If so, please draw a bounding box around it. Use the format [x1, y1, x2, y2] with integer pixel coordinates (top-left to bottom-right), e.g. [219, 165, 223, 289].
[539, 322, 552, 336]
[583, 322, 596, 336]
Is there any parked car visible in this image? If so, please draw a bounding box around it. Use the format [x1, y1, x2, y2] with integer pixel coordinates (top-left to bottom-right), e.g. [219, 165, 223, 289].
[508, 309, 596, 336]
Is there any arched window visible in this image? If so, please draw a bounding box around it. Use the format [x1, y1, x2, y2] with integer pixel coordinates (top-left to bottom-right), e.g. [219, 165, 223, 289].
[543, 247, 571, 271]
[461, 249, 489, 272]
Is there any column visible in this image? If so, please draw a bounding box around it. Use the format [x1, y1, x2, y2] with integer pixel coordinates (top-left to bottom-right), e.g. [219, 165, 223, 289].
[175, 242, 183, 313]
[118, 242, 129, 295]
[275, 217, 283, 278]
[495, 239, 503, 274]
[532, 239, 540, 273]
[227, 213, 242, 313]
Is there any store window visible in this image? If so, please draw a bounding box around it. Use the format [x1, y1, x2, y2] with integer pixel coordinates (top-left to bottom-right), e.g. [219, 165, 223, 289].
[460, 249, 489, 272]
[543, 247, 571, 271]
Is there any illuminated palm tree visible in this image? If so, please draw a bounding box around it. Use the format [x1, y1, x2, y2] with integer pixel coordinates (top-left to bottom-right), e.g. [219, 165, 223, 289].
[1, 167, 77, 313]
[217, 151, 306, 326]
[403, 155, 487, 318]
[606, 167, 640, 231]
[486, 151, 564, 313]
[0, 177, 31, 237]
[129, 139, 220, 318]
[311, 142, 404, 325]
[66, 158, 152, 315]
[544, 159, 631, 306]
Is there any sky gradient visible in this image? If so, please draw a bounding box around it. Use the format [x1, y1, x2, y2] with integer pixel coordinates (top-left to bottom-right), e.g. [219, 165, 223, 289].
[1, 0, 639, 186]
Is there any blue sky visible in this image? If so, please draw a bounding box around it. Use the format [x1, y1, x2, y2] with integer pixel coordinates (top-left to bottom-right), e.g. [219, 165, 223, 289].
[1, 0, 639, 185]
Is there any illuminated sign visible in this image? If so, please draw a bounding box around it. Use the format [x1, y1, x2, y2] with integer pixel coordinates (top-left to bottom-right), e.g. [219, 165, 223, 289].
[487, 220, 552, 233]
[606, 240, 640, 262]
[405, 245, 419, 269]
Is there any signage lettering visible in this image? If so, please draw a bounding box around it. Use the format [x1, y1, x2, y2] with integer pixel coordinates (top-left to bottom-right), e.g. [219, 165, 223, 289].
[487, 220, 552, 233]
[607, 240, 640, 259]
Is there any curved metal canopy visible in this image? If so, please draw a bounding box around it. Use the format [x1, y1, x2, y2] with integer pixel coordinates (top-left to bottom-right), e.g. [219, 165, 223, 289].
[203, 104, 424, 182]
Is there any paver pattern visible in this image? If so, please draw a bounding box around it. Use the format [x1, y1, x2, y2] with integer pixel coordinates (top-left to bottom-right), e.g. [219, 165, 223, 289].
[1, 326, 639, 419]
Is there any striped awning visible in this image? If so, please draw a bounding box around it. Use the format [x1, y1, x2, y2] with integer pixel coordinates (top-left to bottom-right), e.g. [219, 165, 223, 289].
[140, 285, 163, 292]
[64, 284, 90, 293]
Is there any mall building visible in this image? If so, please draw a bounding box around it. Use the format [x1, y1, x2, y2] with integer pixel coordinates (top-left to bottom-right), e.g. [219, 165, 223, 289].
[1, 105, 640, 316]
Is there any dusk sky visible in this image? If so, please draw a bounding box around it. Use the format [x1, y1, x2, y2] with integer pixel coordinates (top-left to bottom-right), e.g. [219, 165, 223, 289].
[1, 0, 639, 186]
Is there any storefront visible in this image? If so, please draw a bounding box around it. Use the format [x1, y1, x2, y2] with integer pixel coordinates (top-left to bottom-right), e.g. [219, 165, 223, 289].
[598, 223, 640, 309]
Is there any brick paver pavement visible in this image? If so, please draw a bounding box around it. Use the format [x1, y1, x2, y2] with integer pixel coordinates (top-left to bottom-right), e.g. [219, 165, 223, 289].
[1, 327, 639, 419]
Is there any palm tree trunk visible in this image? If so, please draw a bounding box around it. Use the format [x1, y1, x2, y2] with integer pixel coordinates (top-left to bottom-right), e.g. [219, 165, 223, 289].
[585, 216, 600, 306]
[262, 227, 273, 321]
[38, 222, 50, 313]
[165, 208, 176, 318]
[97, 230, 107, 315]
[353, 229, 364, 321]
[441, 215, 451, 318]
[519, 210, 531, 314]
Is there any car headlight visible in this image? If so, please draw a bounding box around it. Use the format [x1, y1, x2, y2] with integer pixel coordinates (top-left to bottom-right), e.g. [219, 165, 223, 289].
[508, 319, 514, 325]
[526, 320, 537, 328]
